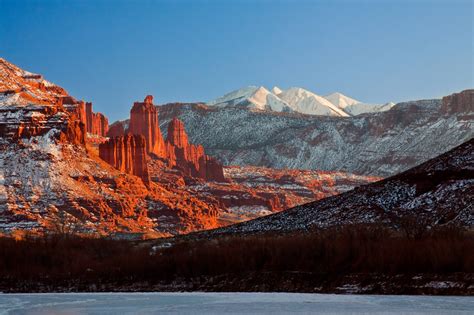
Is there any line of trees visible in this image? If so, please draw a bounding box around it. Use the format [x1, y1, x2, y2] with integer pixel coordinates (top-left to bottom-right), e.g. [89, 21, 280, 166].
[0, 224, 472, 291]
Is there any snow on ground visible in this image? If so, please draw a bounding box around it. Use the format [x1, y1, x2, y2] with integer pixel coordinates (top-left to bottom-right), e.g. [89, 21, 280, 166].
[0, 293, 473, 314]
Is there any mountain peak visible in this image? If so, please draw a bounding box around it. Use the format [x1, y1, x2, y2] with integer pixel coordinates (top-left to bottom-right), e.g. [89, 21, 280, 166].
[271, 86, 283, 95]
[207, 85, 292, 112]
[324, 92, 361, 108]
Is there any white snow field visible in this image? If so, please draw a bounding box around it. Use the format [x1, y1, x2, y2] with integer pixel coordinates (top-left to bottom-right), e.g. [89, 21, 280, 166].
[0, 293, 473, 314]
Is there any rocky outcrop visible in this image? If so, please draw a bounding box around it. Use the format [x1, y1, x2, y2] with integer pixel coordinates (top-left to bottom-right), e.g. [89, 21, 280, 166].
[99, 135, 150, 185]
[129, 95, 166, 157]
[441, 89, 474, 114]
[111, 98, 226, 182]
[165, 118, 226, 182]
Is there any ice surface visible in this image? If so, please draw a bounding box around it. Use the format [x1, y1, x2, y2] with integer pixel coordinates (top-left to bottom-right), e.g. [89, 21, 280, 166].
[0, 293, 472, 314]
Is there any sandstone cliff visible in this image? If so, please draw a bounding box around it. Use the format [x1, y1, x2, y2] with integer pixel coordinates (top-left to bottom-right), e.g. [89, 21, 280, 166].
[86, 102, 109, 137]
[99, 135, 150, 185]
[441, 89, 474, 114]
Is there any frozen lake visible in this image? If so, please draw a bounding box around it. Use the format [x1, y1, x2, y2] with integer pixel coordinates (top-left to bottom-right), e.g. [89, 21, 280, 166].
[0, 292, 473, 314]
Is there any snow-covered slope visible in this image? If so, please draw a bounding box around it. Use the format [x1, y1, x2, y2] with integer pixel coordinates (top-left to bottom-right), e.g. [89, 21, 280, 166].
[271, 86, 283, 95]
[343, 102, 396, 115]
[0, 58, 68, 107]
[279, 87, 350, 117]
[207, 86, 292, 112]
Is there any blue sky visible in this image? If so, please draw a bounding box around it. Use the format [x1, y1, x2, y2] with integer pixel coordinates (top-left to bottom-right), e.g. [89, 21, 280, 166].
[1, 0, 472, 121]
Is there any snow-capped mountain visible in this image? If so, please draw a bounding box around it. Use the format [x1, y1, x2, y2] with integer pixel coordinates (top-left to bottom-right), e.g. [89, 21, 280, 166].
[207, 86, 292, 112]
[1, 58, 376, 237]
[279, 87, 350, 117]
[208, 86, 393, 117]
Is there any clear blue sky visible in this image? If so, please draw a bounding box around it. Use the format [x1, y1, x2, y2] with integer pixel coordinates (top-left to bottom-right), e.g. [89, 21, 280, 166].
[1, 0, 472, 121]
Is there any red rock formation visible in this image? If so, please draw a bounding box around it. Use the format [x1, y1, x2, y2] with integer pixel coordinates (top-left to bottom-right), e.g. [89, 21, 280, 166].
[85, 102, 109, 136]
[107, 121, 126, 138]
[442, 89, 474, 114]
[99, 135, 150, 185]
[167, 118, 189, 148]
[201, 155, 226, 182]
[1, 59, 225, 237]
[129, 95, 166, 157]
[165, 118, 226, 182]
[85, 102, 94, 133]
[61, 99, 108, 138]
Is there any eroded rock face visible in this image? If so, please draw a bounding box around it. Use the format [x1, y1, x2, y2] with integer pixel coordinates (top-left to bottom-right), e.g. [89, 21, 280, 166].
[99, 135, 150, 185]
[129, 95, 166, 157]
[165, 117, 226, 182]
[442, 89, 474, 114]
[0, 59, 86, 145]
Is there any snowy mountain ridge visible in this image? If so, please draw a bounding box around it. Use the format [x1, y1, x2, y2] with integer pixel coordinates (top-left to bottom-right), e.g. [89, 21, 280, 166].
[207, 86, 293, 113]
[279, 87, 350, 117]
[207, 85, 394, 116]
